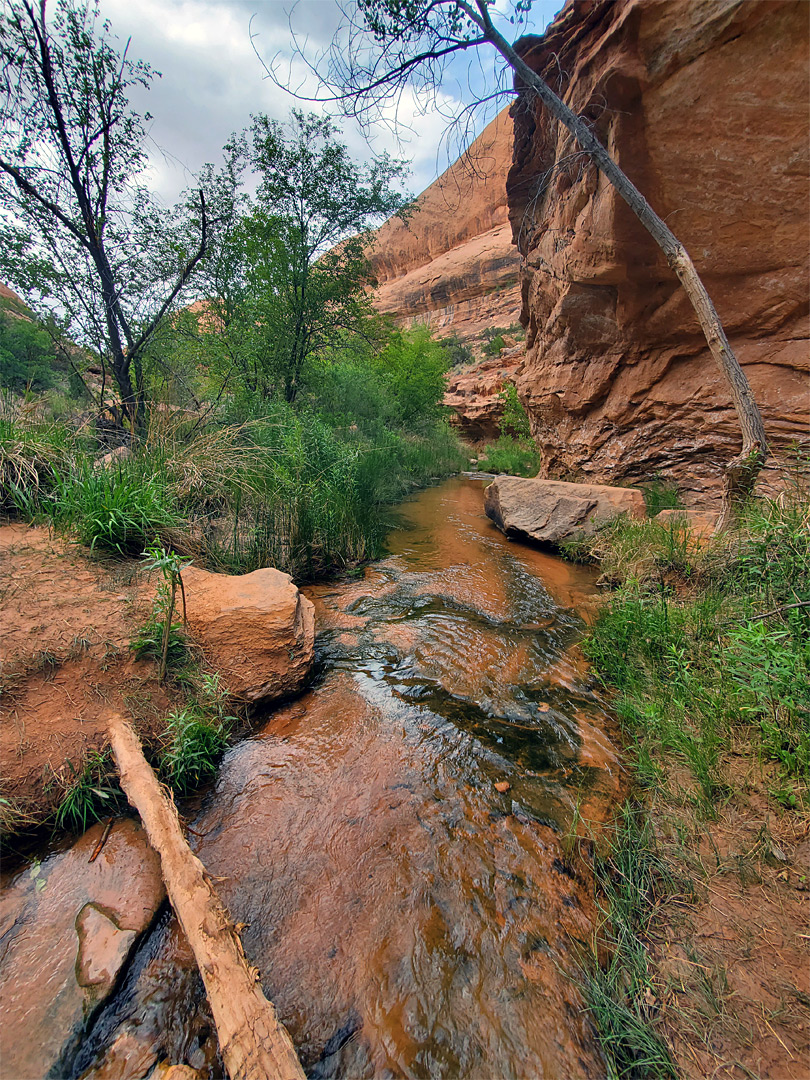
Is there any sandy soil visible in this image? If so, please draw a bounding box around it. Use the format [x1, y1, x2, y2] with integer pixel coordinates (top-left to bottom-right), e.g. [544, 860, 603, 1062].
[650, 759, 810, 1080]
[0, 523, 177, 831]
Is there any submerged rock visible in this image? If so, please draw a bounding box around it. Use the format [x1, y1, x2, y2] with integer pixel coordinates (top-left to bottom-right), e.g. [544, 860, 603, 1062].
[485, 476, 645, 545]
[0, 818, 164, 1079]
[181, 566, 315, 703]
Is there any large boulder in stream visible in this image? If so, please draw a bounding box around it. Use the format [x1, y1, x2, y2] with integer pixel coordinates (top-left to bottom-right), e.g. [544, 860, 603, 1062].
[485, 476, 645, 545]
[181, 566, 315, 704]
[0, 818, 165, 1079]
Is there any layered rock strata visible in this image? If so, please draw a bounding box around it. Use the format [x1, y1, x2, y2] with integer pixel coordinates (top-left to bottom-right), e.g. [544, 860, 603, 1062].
[370, 109, 521, 342]
[508, 0, 809, 501]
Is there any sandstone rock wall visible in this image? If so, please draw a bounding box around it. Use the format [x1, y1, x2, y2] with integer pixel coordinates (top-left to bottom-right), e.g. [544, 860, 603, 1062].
[370, 109, 522, 342]
[509, 0, 809, 500]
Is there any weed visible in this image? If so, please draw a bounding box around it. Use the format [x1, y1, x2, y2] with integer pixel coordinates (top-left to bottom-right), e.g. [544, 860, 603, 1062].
[158, 674, 235, 795]
[52, 751, 120, 833]
[580, 803, 678, 1079]
[640, 475, 682, 517]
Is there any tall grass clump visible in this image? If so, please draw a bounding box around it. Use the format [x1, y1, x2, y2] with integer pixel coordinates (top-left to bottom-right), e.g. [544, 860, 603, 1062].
[158, 674, 236, 795]
[581, 804, 679, 1080]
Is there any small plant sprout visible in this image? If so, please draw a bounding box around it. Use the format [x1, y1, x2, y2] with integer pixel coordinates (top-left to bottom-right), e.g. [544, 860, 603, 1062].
[141, 543, 193, 682]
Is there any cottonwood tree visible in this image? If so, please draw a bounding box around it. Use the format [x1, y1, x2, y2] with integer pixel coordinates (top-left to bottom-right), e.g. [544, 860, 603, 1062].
[0, 0, 208, 429]
[270, 0, 768, 522]
[196, 111, 408, 403]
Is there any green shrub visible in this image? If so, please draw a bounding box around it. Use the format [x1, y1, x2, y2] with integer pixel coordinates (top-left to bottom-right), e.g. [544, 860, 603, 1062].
[478, 434, 542, 477]
[53, 751, 120, 833]
[159, 676, 235, 795]
[0, 311, 56, 393]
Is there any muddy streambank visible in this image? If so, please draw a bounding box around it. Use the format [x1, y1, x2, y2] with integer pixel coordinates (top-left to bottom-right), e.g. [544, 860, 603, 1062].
[1, 476, 623, 1078]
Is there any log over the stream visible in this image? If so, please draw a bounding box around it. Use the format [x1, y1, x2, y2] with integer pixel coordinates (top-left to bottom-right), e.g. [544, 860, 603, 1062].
[108, 712, 306, 1080]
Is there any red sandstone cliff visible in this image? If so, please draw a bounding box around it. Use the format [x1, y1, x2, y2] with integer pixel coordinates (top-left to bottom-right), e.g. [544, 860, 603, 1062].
[370, 110, 521, 341]
[508, 0, 809, 498]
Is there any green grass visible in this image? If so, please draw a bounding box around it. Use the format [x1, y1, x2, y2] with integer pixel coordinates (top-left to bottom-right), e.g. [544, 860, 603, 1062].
[52, 751, 121, 833]
[158, 674, 235, 795]
[477, 434, 542, 477]
[581, 804, 679, 1080]
[571, 488, 810, 1070]
[583, 497, 810, 802]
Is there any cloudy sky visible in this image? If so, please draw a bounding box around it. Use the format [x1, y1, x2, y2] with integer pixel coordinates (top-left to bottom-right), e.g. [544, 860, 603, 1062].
[96, 0, 564, 206]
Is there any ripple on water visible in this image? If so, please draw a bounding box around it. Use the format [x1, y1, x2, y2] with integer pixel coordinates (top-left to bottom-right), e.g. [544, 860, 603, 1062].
[63, 477, 620, 1079]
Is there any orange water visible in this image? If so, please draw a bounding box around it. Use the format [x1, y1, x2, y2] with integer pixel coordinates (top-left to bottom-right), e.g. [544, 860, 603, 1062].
[70, 477, 620, 1077]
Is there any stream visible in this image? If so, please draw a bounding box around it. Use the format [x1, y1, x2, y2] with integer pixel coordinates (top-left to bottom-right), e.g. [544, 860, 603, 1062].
[3, 476, 622, 1079]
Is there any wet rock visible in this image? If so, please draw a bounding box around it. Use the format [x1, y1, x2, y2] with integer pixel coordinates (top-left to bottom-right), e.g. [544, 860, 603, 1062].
[0, 818, 165, 1079]
[181, 565, 315, 704]
[485, 477, 645, 545]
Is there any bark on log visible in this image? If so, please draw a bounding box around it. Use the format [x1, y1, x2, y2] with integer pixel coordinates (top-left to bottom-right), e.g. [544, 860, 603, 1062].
[107, 713, 306, 1080]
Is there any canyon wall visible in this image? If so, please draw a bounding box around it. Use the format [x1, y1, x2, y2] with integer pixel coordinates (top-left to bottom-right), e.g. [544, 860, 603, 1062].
[370, 109, 521, 342]
[508, 0, 809, 499]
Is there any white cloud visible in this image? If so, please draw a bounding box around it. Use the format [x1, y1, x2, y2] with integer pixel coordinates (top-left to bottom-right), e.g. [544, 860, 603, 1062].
[97, 0, 563, 204]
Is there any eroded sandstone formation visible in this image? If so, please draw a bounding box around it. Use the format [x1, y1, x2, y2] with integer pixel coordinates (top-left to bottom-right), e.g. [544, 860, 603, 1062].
[369, 109, 522, 342]
[508, 0, 809, 501]
[443, 346, 524, 440]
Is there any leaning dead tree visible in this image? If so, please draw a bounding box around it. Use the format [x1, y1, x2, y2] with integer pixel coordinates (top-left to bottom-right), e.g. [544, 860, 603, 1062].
[108, 714, 306, 1080]
[266, 0, 768, 522]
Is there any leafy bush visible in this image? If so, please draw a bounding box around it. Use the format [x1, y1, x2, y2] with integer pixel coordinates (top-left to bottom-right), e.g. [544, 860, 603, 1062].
[0, 311, 56, 393]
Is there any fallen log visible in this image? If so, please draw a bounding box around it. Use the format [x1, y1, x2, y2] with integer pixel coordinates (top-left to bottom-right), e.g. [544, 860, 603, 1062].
[108, 713, 306, 1080]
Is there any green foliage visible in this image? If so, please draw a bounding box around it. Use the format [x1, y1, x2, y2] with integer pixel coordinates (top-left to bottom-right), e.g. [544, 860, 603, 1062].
[440, 333, 474, 368]
[130, 594, 190, 672]
[477, 384, 541, 476]
[49, 464, 180, 555]
[481, 323, 524, 357]
[581, 804, 679, 1080]
[477, 434, 542, 477]
[583, 496, 810, 800]
[195, 110, 409, 404]
[499, 383, 532, 440]
[373, 326, 451, 427]
[640, 475, 682, 517]
[0, 311, 56, 392]
[158, 674, 235, 795]
[0, 408, 76, 511]
[53, 752, 120, 833]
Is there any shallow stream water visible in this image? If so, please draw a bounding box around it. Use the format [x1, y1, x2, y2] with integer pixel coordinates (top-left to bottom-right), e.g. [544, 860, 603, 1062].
[7, 476, 623, 1079]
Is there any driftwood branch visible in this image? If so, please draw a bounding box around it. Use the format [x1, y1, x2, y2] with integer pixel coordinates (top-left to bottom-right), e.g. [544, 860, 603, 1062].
[107, 713, 305, 1080]
[745, 599, 810, 624]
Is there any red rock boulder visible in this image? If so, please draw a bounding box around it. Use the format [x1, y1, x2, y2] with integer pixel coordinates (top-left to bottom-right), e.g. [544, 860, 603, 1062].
[181, 566, 315, 703]
[485, 477, 645, 545]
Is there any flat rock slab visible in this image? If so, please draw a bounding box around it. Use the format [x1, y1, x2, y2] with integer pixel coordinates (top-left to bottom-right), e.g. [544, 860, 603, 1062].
[0, 818, 165, 1080]
[656, 508, 718, 539]
[181, 566, 315, 704]
[484, 476, 645, 545]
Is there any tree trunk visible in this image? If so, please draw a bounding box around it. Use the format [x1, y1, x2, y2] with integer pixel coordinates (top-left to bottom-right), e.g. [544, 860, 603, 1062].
[107, 713, 306, 1080]
[485, 22, 767, 522]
